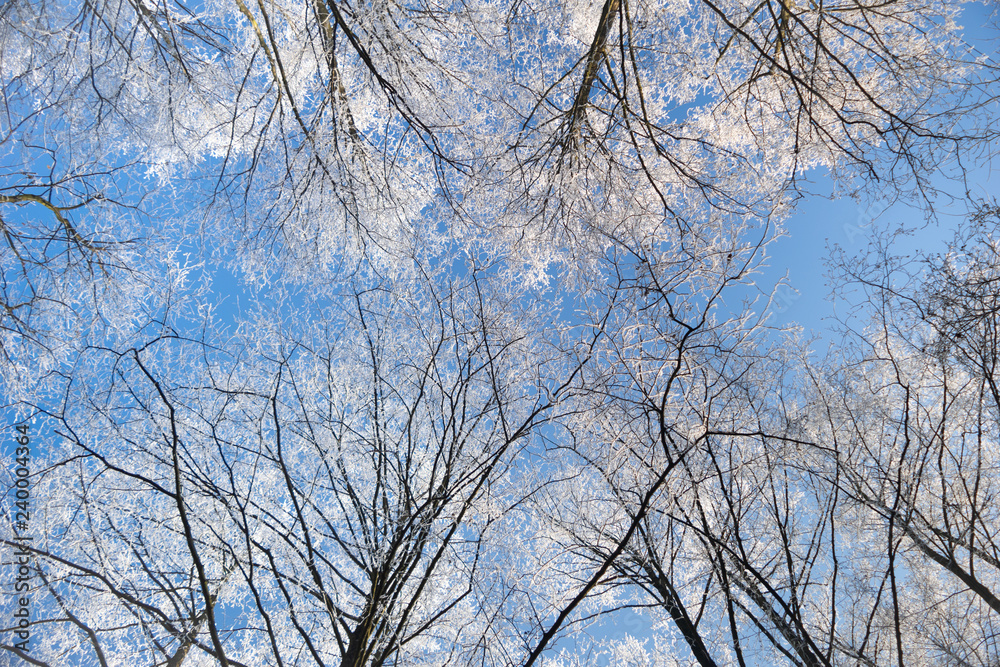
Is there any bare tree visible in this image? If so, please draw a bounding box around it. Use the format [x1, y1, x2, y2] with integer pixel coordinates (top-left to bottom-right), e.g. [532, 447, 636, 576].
[505, 221, 852, 666]
[2, 0, 992, 280]
[797, 203, 1000, 666]
[2, 2, 999, 666]
[0, 256, 578, 666]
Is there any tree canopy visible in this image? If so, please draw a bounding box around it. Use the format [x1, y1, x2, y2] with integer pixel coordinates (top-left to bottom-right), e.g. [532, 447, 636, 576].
[1, 0, 998, 665]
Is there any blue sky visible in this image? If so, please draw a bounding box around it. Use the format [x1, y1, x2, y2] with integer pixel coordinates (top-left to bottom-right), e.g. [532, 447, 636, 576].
[765, 164, 999, 339]
[760, 2, 998, 339]
[0, 3, 997, 664]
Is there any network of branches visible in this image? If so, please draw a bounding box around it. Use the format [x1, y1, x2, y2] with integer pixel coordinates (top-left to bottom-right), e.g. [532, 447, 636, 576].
[0, 0, 998, 665]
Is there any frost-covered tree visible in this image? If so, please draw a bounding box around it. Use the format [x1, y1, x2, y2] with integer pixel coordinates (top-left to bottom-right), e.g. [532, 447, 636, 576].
[2, 0, 998, 665]
[1, 259, 579, 666]
[1, 0, 992, 398]
[793, 204, 1000, 666]
[1, 0, 991, 278]
[515, 226, 850, 666]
